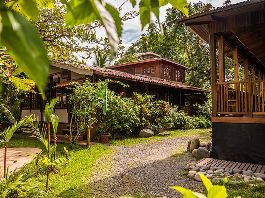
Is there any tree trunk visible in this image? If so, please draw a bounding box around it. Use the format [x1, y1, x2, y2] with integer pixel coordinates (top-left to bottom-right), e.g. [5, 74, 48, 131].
[3, 145, 7, 178]
[46, 122, 51, 191]
[87, 127, 90, 146]
[47, 122, 51, 158]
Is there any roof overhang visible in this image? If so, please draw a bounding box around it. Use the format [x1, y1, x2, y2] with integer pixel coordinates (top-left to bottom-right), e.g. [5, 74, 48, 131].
[180, 0, 265, 68]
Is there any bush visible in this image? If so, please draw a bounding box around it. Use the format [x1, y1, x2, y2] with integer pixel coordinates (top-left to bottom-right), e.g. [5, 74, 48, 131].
[169, 106, 211, 130]
[70, 80, 211, 139]
[97, 92, 141, 138]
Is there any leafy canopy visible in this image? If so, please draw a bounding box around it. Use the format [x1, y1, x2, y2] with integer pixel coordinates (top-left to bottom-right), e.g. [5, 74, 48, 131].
[0, 0, 188, 96]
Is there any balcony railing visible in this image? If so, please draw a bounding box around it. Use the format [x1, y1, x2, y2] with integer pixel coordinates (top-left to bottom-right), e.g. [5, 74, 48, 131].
[216, 80, 265, 116]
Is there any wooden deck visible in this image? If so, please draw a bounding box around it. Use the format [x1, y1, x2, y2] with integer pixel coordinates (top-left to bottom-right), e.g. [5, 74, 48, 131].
[197, 158, 265, 174]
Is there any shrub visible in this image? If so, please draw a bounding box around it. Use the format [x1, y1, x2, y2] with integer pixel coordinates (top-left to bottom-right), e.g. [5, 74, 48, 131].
[169, 106, 211, 130]
[97, 92, 141, 138]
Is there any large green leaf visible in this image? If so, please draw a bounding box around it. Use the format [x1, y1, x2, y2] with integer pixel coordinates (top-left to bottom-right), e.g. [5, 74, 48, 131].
[0, 9, 49, 96]
[65, 0, 120, 52]
[139, 0, 151, 30]
[37, 0, 54, 8]
[44, 97, 59, 122]
[51, 114, 59, 136]
[208, 185, 228, 198]
[168, 0, 189, 16]
[105, 3, 122, 37]
[151, 0, 160, 21]
[6, 0, 39, 21]
[65, 0, 97, 26]
[129, 0, 136, 8]
[199, 174, 213, 193]
[171, 186, 197, 198]
[2, 115, 33, 143]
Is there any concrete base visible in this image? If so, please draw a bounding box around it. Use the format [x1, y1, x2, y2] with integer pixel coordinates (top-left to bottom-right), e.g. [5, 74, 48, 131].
[211, 122, 265, 165]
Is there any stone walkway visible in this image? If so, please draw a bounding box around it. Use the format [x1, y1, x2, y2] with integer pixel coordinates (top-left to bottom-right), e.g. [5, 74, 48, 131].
[0, 147, 42, 177]
[88, 136, 205, 197]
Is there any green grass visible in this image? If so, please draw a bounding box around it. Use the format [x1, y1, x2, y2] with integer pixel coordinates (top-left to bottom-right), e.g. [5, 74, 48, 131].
[226, 182, 265, 198]
[110, 128, 211, 146]
[6, 137, 114, 197]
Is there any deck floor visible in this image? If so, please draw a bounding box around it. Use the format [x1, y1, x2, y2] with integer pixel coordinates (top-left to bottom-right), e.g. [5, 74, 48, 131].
[197, 158, 265, 173]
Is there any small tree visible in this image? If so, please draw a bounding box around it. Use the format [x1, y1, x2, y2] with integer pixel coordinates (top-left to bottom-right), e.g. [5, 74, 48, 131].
[69, 80, 108, 145]
[32, 98, 61, 191]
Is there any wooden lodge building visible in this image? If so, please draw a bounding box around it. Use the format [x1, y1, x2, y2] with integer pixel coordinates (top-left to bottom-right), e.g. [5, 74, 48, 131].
[181, 0, 265, 164]
[21, 53, 205, 138]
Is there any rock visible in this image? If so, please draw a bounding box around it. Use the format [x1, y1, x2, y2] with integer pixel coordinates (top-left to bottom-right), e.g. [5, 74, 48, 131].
[256, 177, 264, 182]
[192, 149, 198, 158]
[214, 169, 224, 174]
[187, 140, 191, 152]
[206, 174, 213, 179]
[233, 169, 242, 174]
[243, 170, 253, 176]
[210, 167, 219, 171]
[189, 138, 200, 152]
[200, 142, 207, 147]
[206, 142, 212, 151]
[139, 129, 154, 138]
[194, 173, 202, 181]
[189, 170, 197, 175]
[200, 165, 209, 171]
[184, 165, 191, 170]
[188, 173, 194, 178]
[212, 177, 221, 183]
[195, 147, 210, 160]
[244, 175, 251, 182]
[206, 170, 214, 174]
[191, 166, 200, 171]
[254, 173, 265, 179]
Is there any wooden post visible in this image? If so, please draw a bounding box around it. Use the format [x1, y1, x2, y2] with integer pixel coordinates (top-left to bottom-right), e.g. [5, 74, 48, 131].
[252, 66, 256, 113]
[233, 47, 239, 112]
[87, 128, 90, 146]
[244, 59, 251, 115]
[218, 35, 225, 82]
[218, 35, 225, 113]
[233, 47, 239, 81]
[3, 146, 7, 178]
[210, 33, 217, 117]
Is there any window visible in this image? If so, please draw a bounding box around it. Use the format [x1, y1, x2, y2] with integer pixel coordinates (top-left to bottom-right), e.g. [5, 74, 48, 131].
[163, 66, 171, 79]
[143, 66, 155, 74]
[176, 70, 182, 82]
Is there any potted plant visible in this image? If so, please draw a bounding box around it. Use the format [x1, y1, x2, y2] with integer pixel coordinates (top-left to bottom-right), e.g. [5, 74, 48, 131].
[100, 132, 111, 144]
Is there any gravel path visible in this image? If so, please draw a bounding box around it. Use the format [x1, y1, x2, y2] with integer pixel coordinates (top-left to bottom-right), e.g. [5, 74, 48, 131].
[88, 137, 204, 197]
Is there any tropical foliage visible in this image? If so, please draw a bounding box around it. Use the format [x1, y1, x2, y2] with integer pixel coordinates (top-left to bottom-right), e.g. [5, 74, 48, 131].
[172, 174, 228, 198]
[70, 80, 210, 139]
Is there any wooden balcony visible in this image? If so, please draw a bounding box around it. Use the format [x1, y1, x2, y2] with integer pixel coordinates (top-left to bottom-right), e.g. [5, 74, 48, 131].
[216, 80, 265, 117]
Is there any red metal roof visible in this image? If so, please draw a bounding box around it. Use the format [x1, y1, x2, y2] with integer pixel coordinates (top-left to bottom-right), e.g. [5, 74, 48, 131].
[54, 65, 205, 92]
[107, 58, 188, 69]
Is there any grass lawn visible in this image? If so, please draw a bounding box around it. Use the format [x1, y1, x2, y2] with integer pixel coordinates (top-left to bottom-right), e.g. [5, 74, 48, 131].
[4, 137, 114, 197]
[110, 128, 211, 146]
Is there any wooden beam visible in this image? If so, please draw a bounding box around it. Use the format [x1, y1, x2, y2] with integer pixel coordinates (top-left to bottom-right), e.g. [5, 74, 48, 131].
[233, 47, 239, 81]
[210, 33, 217, 116]
[218, 35, 225, 82]
[244, 58, 249, 81]
[212, 117, 265, 124]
